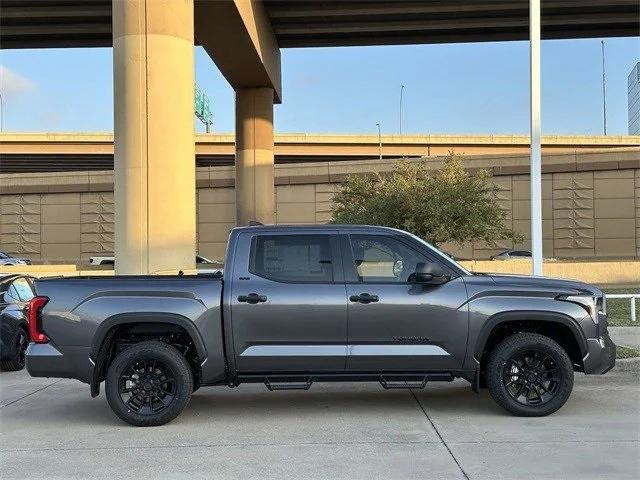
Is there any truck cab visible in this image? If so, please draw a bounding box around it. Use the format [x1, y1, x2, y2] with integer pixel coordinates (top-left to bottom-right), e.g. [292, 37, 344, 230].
[224, 225, 468, 376]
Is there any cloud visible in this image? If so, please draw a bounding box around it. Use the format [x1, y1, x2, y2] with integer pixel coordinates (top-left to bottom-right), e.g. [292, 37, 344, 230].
[0, 65, 37, 97]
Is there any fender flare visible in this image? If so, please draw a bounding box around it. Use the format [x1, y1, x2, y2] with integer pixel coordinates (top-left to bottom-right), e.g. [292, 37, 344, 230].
[473, 310, 588, 361]
[89, 312, 208, 362]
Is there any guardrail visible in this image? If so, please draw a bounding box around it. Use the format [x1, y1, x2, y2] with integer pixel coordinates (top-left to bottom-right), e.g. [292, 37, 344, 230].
[607, 294, 639, 323]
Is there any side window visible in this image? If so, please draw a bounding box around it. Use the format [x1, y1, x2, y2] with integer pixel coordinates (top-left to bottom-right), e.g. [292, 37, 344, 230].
[12, 278, 34, 302]
[349, 235, 430, 283]
[250, 235, 334, 283]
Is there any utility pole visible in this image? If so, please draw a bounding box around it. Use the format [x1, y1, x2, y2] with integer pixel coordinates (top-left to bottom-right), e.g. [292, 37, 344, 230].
[376, 122, 382, 160]
[529, 0, 543, 276]
[399, 85, 405, 135]
[601, 40, 607, 135]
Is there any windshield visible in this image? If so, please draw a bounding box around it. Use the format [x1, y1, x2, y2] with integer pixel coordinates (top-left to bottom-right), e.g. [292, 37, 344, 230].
[401, 231, 471, 275]
[0, 252, 8, 259]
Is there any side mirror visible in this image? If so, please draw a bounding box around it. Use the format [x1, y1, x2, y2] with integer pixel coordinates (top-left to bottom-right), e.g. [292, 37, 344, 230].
[412, 262, 450, 285]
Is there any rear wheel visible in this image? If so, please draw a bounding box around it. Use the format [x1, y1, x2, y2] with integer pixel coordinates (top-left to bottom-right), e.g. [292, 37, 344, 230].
[105, 341, 193, 426]
[486, 332, 574, 417]
[1, 326, 29, 371]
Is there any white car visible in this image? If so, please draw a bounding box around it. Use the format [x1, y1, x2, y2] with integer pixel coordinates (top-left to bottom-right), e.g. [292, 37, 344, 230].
[88, 256, 115, 266]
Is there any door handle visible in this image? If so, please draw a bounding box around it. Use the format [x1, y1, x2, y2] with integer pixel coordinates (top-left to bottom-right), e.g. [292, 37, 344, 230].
[237, 293, 267, 304]
[349, 293, 379, 304]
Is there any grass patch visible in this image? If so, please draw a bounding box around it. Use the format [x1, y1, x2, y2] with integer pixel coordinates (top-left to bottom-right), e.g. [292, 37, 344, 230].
[616, 345, 640, 359]
[603, 288, 640, 327]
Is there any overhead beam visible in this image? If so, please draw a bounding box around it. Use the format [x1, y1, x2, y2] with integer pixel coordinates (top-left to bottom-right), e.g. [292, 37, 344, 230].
[264, 0, 639, 47]
[2, 1, 637, 50]
[265, 0, 635, 18]
[195, 0, 281, 103]
[272, 12, 637, 35]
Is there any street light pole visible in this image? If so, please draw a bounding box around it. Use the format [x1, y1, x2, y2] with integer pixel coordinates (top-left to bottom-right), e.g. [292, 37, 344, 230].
[399, 84, 405, 135]
[376, 122, 382, 160]
[530, 0, 543, 276]
[601, 40, 607, 136]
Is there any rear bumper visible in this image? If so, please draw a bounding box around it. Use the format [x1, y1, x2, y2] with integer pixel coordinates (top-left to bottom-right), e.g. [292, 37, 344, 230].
[583, 332, 616, 375]
[26, 343, 93, 383]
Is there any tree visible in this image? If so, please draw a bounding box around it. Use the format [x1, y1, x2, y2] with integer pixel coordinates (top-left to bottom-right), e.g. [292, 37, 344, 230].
[330, 153, 523, 247]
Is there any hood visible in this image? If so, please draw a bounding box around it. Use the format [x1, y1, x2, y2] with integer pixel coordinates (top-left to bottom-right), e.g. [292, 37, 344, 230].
[485, 273, 602, 297]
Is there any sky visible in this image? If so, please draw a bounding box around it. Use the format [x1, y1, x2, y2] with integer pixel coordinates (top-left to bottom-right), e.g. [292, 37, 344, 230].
[0, 36, 638, 136]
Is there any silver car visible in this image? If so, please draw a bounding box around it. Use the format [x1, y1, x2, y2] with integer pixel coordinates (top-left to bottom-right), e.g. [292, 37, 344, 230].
[0, 251, 31, 266]
[490, 250, 532, 260]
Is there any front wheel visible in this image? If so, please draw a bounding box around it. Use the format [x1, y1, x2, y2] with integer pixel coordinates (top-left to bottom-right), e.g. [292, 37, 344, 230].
[105, 341, 193, 426]
[486, 333, 574, 417]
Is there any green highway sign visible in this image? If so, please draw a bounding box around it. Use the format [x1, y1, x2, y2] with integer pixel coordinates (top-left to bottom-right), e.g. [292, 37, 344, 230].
[195, 85, 213, 130]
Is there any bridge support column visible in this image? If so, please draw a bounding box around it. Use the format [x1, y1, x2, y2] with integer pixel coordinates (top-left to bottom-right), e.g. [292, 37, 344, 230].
[112, 0, 196, 274]
[235, 87, 275, 226]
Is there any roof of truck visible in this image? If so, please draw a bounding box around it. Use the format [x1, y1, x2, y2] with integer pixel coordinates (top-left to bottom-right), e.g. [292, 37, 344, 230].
[233, 224, 400, 233]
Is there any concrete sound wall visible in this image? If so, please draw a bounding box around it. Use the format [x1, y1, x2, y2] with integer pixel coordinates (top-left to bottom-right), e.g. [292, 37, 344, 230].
[1, 149, 639, 265]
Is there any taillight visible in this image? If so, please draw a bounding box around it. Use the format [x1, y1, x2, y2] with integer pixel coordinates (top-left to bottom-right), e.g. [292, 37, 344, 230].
[27, 296, 49, 344]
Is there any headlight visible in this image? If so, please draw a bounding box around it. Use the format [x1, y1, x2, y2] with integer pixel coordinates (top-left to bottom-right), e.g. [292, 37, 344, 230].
[17, 259, 27, 265]
[557, 294, 605, 324]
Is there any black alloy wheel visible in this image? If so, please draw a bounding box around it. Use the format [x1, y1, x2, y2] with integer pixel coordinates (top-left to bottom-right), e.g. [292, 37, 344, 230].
[118, 357, 177, 416]
[105, 341, 193, 426]
[503, 349, 562, 406]
[486, 332, 574, 417]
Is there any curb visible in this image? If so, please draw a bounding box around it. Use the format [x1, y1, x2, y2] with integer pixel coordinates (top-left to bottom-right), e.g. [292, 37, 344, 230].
[613, 357, 640, 372]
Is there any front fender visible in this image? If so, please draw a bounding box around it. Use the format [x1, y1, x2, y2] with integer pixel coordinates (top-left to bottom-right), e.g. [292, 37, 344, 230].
[472, 310, 589, 362]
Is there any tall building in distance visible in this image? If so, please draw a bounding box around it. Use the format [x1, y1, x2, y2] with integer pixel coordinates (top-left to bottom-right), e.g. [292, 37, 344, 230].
[629, 62, 640, 135]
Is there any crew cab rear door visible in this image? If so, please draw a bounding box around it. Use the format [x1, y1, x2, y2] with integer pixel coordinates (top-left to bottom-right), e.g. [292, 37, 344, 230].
[229, 230, 347, 372]
[342, 233, 468, 372]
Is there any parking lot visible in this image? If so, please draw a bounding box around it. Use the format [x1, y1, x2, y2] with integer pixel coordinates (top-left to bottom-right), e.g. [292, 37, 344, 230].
[1, 367, 638, 480]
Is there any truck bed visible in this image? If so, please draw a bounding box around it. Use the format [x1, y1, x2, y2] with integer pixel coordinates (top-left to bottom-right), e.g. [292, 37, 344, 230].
[30, 274, 226, 385]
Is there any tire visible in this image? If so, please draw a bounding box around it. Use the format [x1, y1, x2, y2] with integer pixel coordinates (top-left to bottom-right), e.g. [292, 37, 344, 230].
[1, 326, 29, 371]
[486, 332, 574, 417]
[105, 340, 193, 427]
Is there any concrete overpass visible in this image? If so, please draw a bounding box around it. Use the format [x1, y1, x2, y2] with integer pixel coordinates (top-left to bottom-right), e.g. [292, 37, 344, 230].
[1, 133, 638, 173]
[1, 0, 637, 274]
[2, 1, 638, 48]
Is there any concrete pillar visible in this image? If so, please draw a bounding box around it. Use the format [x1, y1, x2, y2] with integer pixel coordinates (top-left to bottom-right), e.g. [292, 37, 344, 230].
[235, 87, 275, 226]
[112, 0, 196, 274]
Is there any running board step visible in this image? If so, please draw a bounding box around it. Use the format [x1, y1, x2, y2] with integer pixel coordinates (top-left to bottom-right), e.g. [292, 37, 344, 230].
[379, 376, 428, 390]
[264, 377, 313, 391]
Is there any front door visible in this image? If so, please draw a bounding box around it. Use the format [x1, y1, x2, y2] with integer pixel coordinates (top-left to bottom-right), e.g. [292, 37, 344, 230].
[230, 231, 348, 372]
[343, 234, 469, 372]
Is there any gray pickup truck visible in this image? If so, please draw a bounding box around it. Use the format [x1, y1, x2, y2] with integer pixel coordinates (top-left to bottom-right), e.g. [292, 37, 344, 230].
[26, 225, 615, 426]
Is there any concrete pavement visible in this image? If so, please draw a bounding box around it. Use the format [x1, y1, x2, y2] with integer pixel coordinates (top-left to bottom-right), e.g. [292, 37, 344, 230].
[1, 368, 638, 480]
